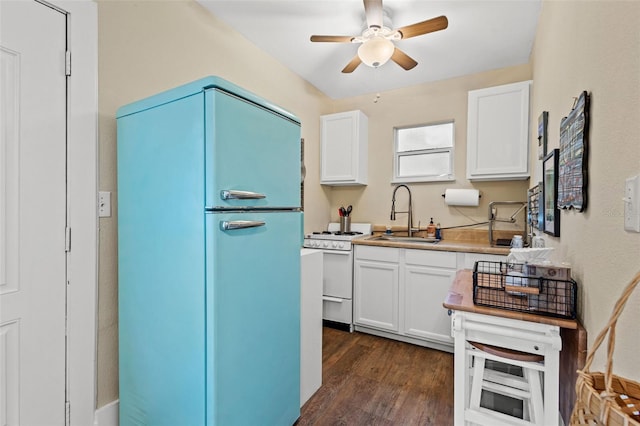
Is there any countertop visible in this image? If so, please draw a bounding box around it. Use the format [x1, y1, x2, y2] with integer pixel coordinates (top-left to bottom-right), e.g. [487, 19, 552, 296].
[353, 235, 511, 255]
[443, 269, 578, 329]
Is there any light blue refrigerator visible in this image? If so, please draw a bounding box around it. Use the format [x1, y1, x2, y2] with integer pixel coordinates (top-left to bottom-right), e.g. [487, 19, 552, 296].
[117, 77, 302, 426]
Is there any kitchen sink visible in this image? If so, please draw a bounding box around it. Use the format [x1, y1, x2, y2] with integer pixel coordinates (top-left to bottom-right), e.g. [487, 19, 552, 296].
[367, 235, 440, 244]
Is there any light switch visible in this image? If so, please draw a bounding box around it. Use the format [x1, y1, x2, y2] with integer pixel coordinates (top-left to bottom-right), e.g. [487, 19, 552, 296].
[624, 175, 640, 232]
[98, 191, 111, 218]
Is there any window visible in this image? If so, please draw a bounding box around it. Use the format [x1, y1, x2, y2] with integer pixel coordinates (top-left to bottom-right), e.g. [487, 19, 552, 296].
[393, 121, 455, 183]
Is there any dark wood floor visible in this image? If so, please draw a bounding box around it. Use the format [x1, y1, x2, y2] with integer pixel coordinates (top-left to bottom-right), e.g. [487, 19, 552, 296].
[297, 327, 454, 425]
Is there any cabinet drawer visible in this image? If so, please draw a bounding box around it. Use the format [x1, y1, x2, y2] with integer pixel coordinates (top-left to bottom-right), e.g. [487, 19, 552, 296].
[355, 245, 399, 262]
[323, 297, 352, 324]
[405, 249, 456, 268]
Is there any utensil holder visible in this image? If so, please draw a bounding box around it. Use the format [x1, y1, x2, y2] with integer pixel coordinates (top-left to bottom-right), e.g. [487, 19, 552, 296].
[339, 216, 351, 233]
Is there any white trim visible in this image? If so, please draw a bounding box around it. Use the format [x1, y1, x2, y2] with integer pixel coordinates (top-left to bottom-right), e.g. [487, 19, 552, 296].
[94, 400, 119, 426]
[52, 1, 98, 425]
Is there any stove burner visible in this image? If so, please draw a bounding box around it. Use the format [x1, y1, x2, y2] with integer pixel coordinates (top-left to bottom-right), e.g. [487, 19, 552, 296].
[312, 231, 363, 236]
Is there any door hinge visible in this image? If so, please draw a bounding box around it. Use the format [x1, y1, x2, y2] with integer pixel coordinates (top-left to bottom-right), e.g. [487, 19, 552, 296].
[65, 50, 71, 76]
[65, 227, 71, 252]
[65, 401, 71, 426]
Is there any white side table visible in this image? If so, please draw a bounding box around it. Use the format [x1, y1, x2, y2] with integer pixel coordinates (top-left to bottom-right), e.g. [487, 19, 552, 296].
[443, 270, 577, 426]
[451, 310, 561, 425]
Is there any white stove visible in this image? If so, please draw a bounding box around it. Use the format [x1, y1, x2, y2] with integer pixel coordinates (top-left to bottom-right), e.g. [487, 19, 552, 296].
[303, 223, 372, 251]
[303, 222, 372, 331]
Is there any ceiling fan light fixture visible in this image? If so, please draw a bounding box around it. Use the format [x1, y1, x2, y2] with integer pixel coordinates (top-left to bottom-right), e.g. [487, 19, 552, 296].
[357, 37, 394, 68]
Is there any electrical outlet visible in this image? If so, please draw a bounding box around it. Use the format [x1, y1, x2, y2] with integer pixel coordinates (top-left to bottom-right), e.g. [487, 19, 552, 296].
[98, 191, 111, 218]
[624, 175, 640, 232]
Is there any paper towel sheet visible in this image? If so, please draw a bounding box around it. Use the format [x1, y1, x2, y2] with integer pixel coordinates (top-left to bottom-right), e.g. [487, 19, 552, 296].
[444, 189, 480, 206]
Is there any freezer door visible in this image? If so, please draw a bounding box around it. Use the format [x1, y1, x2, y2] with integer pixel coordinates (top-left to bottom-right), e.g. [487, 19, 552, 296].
[205, 88, 301, 209]
[206, 211, 301, 426]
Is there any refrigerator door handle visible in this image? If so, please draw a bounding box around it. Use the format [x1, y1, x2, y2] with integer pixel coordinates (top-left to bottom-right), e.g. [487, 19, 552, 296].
[220, 220, 266, 231]
[220, 190, 266, 200]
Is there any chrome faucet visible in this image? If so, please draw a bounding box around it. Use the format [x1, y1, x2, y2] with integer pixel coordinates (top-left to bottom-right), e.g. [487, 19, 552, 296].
[390, 184, 414, 237]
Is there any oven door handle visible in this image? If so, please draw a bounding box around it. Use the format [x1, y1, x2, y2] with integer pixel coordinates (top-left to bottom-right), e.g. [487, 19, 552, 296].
[322, 296, 343, 303]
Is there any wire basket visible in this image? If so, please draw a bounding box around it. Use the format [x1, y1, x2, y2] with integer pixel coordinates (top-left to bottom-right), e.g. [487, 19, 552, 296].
[472, 260, 577, 319]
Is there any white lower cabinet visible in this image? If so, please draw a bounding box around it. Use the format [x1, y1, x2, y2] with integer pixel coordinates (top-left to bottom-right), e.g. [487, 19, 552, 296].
[354, 245, 457, 351]
[403, 264, 456, 344]
[353, 246, 399, 332]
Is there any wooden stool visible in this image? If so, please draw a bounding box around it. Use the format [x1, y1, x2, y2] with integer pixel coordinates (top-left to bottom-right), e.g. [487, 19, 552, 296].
[466, 341, 546, 425]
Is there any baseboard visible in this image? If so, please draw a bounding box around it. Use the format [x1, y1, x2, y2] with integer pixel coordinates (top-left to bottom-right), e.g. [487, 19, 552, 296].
[94, 399, 118, 426]
[353, 325, 454, 353]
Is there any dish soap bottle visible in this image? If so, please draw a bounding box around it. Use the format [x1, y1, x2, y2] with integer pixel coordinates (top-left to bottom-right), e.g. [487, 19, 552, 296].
[426, 218, 436, 238]
[435, 223, 442, 240]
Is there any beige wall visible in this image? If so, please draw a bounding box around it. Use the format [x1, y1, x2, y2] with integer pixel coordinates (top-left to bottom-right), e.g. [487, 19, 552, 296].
[530, 0, 640, 380]
[325, 65, 532, 231]
[97, 0, 331, 406]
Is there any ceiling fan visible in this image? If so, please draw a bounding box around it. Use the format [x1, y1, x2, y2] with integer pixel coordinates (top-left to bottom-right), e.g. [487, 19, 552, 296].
[310, 0, 448, 73]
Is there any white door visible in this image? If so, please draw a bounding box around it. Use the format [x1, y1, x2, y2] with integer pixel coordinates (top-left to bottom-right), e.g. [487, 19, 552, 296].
[1, 1, 68, 424]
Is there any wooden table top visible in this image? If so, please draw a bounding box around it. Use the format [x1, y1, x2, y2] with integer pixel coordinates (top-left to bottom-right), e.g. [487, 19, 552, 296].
[443, 269, 578, 329]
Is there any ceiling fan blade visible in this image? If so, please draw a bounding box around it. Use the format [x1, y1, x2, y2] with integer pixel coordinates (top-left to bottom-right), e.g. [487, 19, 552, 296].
[391, 48, 418, 70]
[310, 35, 355, 43]
[341, 55, 362, 73]
[363, 0, 383, 29]
[396, 15, 448, 39]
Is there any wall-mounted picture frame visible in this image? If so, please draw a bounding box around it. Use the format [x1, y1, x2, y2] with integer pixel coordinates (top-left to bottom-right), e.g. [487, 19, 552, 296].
[528, 182, 543, 231]
[537, 111, 548, 160]
[543, 149, 560, 237]
[558, 91, 589, 211]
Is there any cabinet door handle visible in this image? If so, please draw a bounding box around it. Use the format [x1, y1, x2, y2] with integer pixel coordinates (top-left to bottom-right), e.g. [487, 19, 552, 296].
[322, 296, 343, 303]
[220, 220, 265, 231]
[220, 190, 266, 200]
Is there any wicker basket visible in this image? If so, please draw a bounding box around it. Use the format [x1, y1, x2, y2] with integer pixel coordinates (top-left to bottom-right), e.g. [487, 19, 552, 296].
[570, 270, 640, 426]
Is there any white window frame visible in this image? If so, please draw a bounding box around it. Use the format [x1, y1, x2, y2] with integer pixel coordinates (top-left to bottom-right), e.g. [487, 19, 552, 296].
[392, 121, 455, 183]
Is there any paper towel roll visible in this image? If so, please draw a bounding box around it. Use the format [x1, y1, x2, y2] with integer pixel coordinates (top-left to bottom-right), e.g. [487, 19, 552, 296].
[444, 189, 480, 206]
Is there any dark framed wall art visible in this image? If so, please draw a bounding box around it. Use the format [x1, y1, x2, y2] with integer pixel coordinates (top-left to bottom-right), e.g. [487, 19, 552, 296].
[543, 149, 560, 237]
[537, 111, 548, 160]
[528, 182, 543, 231]
[558, 91, 590, 211]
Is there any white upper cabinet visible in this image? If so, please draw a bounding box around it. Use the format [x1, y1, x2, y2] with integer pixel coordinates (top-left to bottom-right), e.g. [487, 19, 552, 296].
[320, 110, 368, 186]
[466, 81, 532, 181]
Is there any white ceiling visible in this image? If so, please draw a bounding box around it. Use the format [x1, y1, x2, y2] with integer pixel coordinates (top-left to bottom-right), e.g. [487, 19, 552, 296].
[196, 0, 541, 99]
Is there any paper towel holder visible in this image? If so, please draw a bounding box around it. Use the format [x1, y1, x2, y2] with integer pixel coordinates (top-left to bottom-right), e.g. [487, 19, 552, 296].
[441, 189, 481, 207]
[441, 192, 482, 199]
